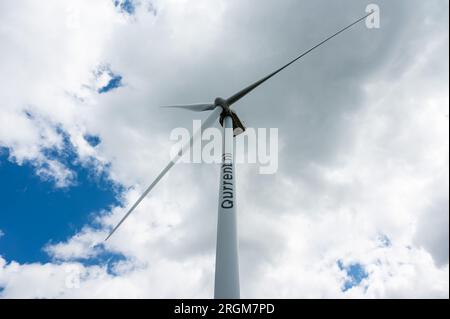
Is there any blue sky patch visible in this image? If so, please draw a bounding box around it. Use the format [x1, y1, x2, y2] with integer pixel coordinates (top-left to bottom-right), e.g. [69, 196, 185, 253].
[0, 133, 123, 264]
[113, 0, 158, 16]
[41, 127, 75, 164]
[98, 74, 123, 94]
[337, 260, 369, 292]
[113, 0, 135, 15]
[94, 65, 123, 94]
[84, 134, 101, 147]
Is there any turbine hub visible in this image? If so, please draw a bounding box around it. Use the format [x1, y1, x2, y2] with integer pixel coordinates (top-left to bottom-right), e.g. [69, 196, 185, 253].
[214, 97, 230, 113]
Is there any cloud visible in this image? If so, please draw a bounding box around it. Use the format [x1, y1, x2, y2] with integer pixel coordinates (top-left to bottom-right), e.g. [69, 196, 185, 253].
[414, 197, 449, 267]
[0, 0, 448, 298]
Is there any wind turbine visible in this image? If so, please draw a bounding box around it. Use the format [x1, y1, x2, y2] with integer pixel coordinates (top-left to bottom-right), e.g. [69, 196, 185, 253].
[105, 11, 374, 299]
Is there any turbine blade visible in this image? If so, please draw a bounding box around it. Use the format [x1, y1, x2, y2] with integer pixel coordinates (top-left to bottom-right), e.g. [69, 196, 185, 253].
[226, 11, 374, 106]
[105, 106, 221, 241]
[161, 103, 215, 112]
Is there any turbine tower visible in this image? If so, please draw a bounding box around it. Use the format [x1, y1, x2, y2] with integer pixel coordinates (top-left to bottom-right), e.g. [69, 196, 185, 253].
[105, 11, 373, 299]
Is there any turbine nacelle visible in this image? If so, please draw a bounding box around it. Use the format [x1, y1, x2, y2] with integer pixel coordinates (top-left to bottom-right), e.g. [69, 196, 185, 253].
[214, 97, 229, 109]
[215, 97, 246, 136]
[163, 97, 246, 136]
[219, 109, 246, 136]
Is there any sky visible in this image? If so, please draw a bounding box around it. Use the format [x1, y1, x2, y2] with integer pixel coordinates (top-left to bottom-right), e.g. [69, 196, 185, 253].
[0, 0, 448, 298]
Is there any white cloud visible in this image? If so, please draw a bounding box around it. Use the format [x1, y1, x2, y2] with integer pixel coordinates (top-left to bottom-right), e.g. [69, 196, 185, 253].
[44, 227, 106, 261]
[0, 0, 448, 298]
